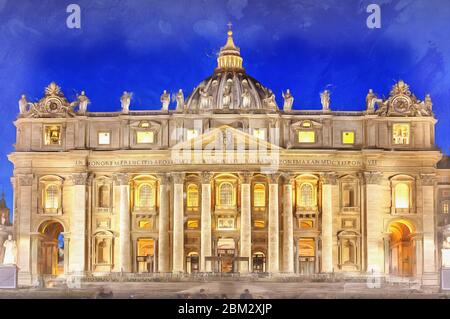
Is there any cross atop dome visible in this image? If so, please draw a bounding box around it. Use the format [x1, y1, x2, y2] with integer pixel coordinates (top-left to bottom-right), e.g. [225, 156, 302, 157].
[216, 23, 244, 72]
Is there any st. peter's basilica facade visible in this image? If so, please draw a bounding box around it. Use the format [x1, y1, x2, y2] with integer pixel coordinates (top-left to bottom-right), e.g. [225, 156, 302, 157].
[8, 28, 450, 288]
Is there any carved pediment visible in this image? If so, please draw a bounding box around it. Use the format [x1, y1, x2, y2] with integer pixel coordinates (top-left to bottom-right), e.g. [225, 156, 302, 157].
[171, 125, 281, 152]
[21, 82, 80, 118]
[375, 80, 433, 117]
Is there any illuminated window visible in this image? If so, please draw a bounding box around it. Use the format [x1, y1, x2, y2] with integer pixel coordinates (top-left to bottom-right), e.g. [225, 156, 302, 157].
[138, 220, 153, 229]
[299, 220, 314, 229]
[393, 123, 410, 145]
[298, 183, 314, 207]
[302, 121, 312, 128]
[187, 219, 199, 229]
[219, 182, 234, 207]
[186, 129, 199, 140]
[139, 121, 150, 128]
[253, 128, 266, 140]
[254, 220, 265, 228]
[395, 183, 410, 209]
[253, 183, 266, 207]
[98, 185, 110, 208]
[98, 132, 110, 145]
[137, 131, 154, 144]
[187, 184, 199, 208]
[342, 131, 355, 144]
[137, 238, 154, 257]
[443, 201, 449, 214]
[138, 184, 155, 208]
[298, 131, 315, 143]
[298, 238, 315, 257]
[217, 218, 234, 230]
[44, 125, 61, 145]
[45, 184, 59, 209]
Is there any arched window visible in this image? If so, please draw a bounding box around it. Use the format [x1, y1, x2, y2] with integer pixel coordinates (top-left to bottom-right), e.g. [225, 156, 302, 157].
[45, 184, 59, 209]
[299, 183, 314, 207]
[219, 182, 233, 207]
[395, 183, 410, 209]
[343, 185, 355, 208]
[187, 184, 199, 208]
[138, 184, 154, 208]
[253, 184, 266, 207]
[98, 185, 110, 208]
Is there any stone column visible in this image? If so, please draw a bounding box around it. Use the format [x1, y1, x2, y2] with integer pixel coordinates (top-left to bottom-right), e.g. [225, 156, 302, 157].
[158, 174, 170, 272]
[115, 173, 131, 273]
[69, 173, 87, 273]
[420, 174, 438, 286]
[364, 171, 384, 273]
[282, 174, 294, 273]
[413, 233, 423, 277]
[383, 233, 390, 275]
[17, 174, 33, 283]
[172, 173, 185, 273]
[200, 172, 213, 272]
[320, 172, 337, 273]
[268, 173, 280, 273]
[239, 172, 252, 273]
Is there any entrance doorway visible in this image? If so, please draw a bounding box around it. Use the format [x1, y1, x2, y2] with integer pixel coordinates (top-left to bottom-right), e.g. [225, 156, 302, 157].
[137, 238, 155, 273]
[38, 221, 64, 275]
[186, 252, 199, 273]
[252, 252, 266, 273]
[298, 238, 315, 275]
[389, 220, 415, 276]
[217, 238, 235, 273]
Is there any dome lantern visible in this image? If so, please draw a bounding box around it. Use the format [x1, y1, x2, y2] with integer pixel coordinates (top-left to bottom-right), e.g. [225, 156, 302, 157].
[216, 23, 244, 72]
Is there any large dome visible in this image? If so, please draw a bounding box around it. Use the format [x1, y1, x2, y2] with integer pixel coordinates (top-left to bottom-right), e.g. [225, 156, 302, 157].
[184, 27, 279, 112]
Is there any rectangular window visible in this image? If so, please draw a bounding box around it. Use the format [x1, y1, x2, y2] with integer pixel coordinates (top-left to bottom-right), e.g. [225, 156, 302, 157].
[254, 220, 265, 228]
[186, 129, 199, 140]
[392, 123, 410, 145]
[443, 201, 449, 214]
[298, 131, 315, 143]
[299, 219, 314, 229]
[253, 128, 266, 140]
[187, 219, 199, 229]
[138, 219, 153, 230]
[98, 132, 111, 145]
[44, 125, 62, 145]
[136, 131, 154, 144]
[217, 218, 235, 230]
[342, 131, 355, 144]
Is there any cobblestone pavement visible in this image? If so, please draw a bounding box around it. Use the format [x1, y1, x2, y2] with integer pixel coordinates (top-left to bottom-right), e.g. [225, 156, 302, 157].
[0, 281, 448, 299]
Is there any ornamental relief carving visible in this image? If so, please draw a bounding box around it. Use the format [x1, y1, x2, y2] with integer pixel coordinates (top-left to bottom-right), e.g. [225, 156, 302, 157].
[420, 173, 436, 186]
[363, 171, 382, 185]
[18, 174, 34, 186]
[320, 172, 338, 185]
[113, 173, 130, 186]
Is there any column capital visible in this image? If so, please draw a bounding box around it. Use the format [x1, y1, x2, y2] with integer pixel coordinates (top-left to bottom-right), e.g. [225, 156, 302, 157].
[281, 173, 295, 185]
[320, 172, 337, 185]
[156, 173, 170, 185]
[238, 172, 253, 184]
[420, 173, 436, 186]
[171, 172, 185, 184]
[200, 172, 214, 184]
[268, 173, 281, 184]
[113, 173, 130, 186]
[17, 174, 34, 186]
[363, 171, 382, 185]
[70, 173, 88, 186]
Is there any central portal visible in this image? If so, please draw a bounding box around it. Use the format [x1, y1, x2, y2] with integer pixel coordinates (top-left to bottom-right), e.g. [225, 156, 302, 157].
[217, 238, 235, 273]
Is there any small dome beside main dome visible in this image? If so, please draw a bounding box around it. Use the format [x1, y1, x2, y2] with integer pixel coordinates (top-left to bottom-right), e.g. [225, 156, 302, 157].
[185, 26, 278, 112]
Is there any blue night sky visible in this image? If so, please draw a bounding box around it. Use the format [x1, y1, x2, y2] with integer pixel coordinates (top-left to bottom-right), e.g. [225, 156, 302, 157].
[0, 0, 449, 210]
